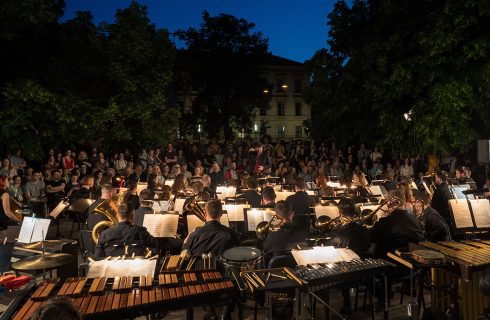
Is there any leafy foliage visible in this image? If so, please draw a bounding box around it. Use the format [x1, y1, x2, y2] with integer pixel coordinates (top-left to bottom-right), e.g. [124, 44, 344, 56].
[306, 0, 490, 154]
[176, 11, 271, 140]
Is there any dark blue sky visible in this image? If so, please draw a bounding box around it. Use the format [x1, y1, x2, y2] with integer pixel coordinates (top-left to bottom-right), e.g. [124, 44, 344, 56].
[62, 0, 338, 63]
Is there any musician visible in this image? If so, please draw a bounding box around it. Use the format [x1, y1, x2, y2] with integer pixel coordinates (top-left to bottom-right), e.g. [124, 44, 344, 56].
[260, 187, 276, 208]
[370, 189, 424, 258]
[45, 170, 66, 208]
[134, 189, 154, 226]
[182, 199, 239, 256]
[431, 170, 452, 228]
[414, 193, 450, 242]
[0, 175, 21, 228]
[209, 162, 225, 191]
[70, 175, 94, 203]
[95, 202, 156, 259]
[396, 181, 415, 213]
[248, 143, 271, 177]
[128, 164, 147, 182]
[325, 198, 370, 254]
[124, 180, 140, 210]
[201, 174, 216, 199]
[286, 177, 314, 235]
[86, 184, 115, 230]
[237, 177, 262, 207]
[262, 201, 305, 261]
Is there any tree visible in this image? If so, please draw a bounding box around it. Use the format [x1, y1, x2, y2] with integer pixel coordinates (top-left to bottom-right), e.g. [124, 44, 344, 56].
[176, 11, 271, 140]
[306, 0, 490, 154]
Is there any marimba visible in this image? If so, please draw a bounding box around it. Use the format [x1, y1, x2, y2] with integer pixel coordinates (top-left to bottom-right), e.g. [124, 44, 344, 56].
[418, 240, 490, 319]
[11, 271, 234, 320]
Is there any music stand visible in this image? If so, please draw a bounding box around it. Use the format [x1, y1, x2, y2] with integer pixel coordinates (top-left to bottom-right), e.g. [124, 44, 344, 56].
[49, 200, 70, 238]
[65, 198, 95, 239]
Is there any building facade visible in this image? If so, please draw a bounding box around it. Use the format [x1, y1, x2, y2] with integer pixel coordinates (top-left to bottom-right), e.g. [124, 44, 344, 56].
[254, 55, 311, 140]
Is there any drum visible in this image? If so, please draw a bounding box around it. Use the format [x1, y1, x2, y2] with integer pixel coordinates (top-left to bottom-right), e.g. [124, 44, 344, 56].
[220, 247, 262, 270]
[412, 249, 445, 265]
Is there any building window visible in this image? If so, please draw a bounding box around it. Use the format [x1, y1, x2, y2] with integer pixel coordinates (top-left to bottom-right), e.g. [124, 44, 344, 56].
[295, 102, 302, 116]
[294, 79, 302, 93]
[259, 106, 267, 116]
[295, 126, 303, 139]
[277, 102, 285, 116]
[278, 125, 285, 139]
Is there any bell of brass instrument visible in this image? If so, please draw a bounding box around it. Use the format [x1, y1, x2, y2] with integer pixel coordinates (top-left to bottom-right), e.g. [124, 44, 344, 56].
[256, 215, 284, 240]
[91, 192, 125, 243]
[359, 195, 403, 227]
[184, 198, 206, 222]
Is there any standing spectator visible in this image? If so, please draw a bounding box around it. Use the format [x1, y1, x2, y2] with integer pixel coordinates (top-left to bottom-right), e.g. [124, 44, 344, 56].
[9, 149, 27, 175]
[164, 144, 178, 167]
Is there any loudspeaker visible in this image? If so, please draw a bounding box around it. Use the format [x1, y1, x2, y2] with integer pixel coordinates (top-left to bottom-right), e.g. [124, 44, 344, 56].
[477, 139, 490, 164]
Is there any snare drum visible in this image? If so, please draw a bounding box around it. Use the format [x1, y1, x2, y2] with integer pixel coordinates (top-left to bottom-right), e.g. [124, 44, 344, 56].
[220, 247, 263, 271]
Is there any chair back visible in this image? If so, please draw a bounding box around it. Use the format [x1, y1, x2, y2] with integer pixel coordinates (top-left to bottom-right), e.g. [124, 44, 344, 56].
[78, 229, 96, 260]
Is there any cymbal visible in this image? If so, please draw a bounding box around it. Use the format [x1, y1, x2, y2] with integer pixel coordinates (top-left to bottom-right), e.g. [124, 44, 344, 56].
[22, 240, 64, 250]
[11, 253, 74, 271]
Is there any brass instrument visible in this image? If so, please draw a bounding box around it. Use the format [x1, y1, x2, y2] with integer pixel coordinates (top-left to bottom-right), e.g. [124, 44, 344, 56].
[9, 197, 23, 222]
[314, 215, 352, 234]
[91, 192, 125, 243]
[183, 198, 206, 222]
[359, 195, 404, 227]
[256, 215, 284, 240]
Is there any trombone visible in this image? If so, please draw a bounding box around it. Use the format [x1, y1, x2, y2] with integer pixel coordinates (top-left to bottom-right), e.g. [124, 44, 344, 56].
[359, 195, 404, 227]
[256, 215, 285, 240]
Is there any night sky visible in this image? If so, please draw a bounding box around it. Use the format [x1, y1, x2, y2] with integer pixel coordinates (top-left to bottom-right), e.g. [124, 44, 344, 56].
[62, 0, 338, 63]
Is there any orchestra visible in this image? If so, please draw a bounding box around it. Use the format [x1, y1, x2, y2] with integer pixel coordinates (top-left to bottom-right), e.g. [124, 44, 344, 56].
[1, 143, 490, 320]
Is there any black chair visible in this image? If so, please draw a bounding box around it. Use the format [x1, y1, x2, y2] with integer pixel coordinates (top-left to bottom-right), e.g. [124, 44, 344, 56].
[78, 230, 96, 261]
[0, 242, 14, 273]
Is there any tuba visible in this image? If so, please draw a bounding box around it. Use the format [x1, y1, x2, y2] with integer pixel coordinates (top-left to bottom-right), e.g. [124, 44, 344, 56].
[91, 192, 125, 243]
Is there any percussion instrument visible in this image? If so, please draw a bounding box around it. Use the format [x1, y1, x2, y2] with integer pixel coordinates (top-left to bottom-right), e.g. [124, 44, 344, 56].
[417, 240, 490, 319]
[11, 253, 74, 271]
[10, 271, 235, 320]
[220, 247, 262, 270]
[411, 249, 445, 265]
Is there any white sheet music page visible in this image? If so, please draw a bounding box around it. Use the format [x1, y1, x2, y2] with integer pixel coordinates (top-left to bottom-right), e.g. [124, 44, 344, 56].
[470, 199, 490, 228]
[143, 214, 178, 237]
[87, 259, 157, 278]
[314, 206, 339, 219]
[220, 214, 230, 227]
[174, 198, 186, 215]
[247, 209, 267, 231]
[18, 217, 50, 243]
[275, 191, 295, 202]
[291, 246, 360, 265]
[187, 215, 205, 234]
[368, 185, 384, 197]
[222, 204, 247, 222]
[450, 199, 474, 229]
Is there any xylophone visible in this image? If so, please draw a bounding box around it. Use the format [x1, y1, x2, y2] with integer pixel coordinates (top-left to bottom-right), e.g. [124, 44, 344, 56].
[417, 240, 490, 319]
[11, 271, 234, 320]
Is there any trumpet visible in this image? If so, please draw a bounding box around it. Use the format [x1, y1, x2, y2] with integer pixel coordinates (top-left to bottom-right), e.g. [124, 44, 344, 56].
[359, 195, 404, 227]
[256, 215, 285, 240]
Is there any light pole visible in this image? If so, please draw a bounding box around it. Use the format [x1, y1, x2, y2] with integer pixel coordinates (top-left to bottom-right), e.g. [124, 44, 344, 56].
[404, 109, 415, 154]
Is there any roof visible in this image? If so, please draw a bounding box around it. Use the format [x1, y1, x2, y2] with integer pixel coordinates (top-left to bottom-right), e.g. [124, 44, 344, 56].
[260, 54, 304, 67]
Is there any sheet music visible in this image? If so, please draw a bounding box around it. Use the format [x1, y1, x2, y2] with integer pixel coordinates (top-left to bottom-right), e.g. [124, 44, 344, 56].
[152, 200, 171, 212]
[410, 181, 418, 191]
[291, 246, 360, 266]
[449, 199, 474, 229]
[87, 259, 157, 278]
[49, 200, 69, 218]
[187, 214, 230, 233]
[142, 214, 179, 237]
[222, 204, 248, 222]
[216, 186, 237, 200]
[18, 217, 50, 243]
[174, 198, 186, 215]
[470, 199, 490, 228]
[246, 209, 267, 231]
[136, 183, 147, 195]
[306, 190, 316, 196]
[275, 191, 295, 202]
[368, 185, 384, 197]
[164, 179, 174, 187]
[314, 205, 339, 219]
[326, 181, 341, 188]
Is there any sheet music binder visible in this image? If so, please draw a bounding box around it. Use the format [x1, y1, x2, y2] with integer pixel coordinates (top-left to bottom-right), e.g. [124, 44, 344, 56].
[18, 217, 51, 243]
[449, 198, 490, 232]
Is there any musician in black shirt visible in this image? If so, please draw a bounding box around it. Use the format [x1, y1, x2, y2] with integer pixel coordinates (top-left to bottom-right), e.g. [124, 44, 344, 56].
[414, 193, 450, 242]
[263, 201, 305, 260]
[86, 184, 115, 230]
[326, 198, 370, 255]
[95, 203, 157, 259]
[286, 177, 314, 235]
[431, 170, 452, 229]
[182, 199, 239, 256]
[260, 187, 276, 209]
[237, 177, 262, 207]
[370, 189, 424, 258]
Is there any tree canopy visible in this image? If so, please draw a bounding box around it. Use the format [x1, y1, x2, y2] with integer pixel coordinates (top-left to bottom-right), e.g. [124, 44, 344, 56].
[176, 11, 271, 140]
[306, 0, 490, 154]
[0, 0, 178, 160]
